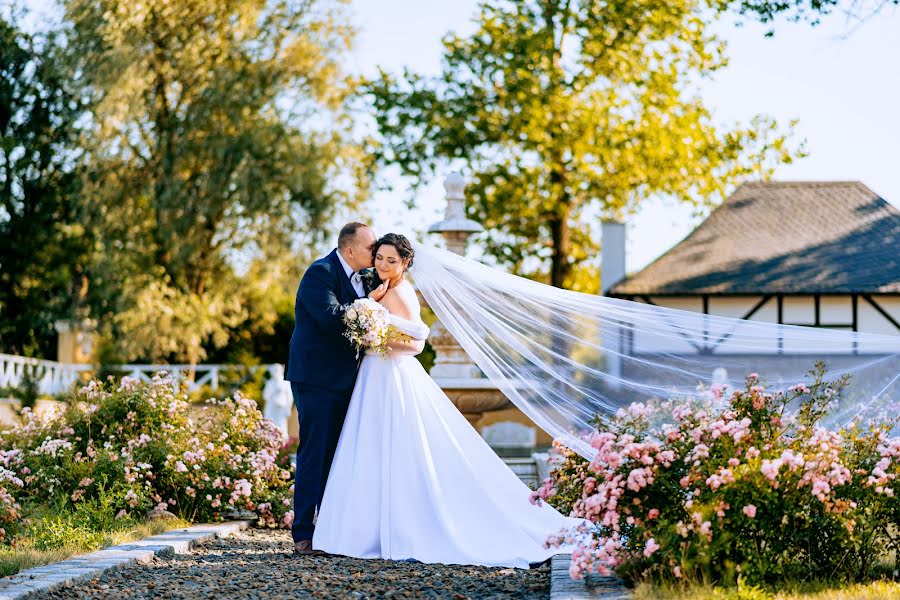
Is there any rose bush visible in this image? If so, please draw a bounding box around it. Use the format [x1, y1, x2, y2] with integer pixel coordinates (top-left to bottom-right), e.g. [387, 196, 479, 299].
[0, 372, 295, 547]
[532, 364, 899, 587]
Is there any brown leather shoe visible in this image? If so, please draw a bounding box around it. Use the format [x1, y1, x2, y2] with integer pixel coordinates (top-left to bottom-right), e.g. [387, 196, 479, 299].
[293, 539, 324, 556]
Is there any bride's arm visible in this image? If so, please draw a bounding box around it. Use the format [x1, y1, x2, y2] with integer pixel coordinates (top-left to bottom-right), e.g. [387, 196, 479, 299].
[381, 287, 427, 355]
[387, 335, 426, 355]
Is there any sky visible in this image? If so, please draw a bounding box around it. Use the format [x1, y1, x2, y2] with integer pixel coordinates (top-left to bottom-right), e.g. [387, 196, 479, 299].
[346, 1, 900, 275]
[19, 0, 900, 275]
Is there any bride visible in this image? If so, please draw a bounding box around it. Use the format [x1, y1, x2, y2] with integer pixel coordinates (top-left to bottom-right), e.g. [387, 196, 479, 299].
[311, 233, 584, 568]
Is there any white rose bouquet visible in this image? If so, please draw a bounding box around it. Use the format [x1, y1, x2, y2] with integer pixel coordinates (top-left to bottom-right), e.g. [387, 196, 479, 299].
[342, 298, 393, 357]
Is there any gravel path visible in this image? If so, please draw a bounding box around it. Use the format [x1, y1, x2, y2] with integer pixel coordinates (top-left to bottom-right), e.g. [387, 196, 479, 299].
[36, 528, 551, 600]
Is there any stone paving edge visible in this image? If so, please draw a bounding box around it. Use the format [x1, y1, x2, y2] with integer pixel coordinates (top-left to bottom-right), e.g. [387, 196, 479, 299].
[0, 520, 251, 600]
[550, 553, 631, 600]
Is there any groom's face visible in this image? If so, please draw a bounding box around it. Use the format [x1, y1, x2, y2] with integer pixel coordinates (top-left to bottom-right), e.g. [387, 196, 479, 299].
[344, 226, 377, 271]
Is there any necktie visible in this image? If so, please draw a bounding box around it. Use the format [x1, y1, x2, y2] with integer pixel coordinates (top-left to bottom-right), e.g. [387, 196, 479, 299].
[351, 272, 364, 295]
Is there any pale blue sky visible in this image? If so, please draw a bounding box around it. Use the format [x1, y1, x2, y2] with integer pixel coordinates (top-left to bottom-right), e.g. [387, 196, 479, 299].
[347, 1, 900, 273]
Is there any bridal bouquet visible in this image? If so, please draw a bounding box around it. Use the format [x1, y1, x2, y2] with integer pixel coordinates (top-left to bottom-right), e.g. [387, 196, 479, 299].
[342, 298, 393, 357]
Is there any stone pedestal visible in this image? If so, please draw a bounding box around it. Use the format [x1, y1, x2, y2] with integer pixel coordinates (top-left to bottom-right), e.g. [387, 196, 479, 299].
[435, 379, 511, 428]
[428, 319, 481, 380]
[54, 319, 97, 365]
[427, 172, 514, 430]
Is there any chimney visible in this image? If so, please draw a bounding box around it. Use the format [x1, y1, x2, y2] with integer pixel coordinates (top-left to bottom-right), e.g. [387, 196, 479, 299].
[601, 220, 626, 295]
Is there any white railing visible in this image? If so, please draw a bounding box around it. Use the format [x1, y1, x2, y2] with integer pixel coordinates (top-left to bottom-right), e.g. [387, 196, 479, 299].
[0, 353, 93, 396]
[1, 354, 275, 397]
[105, 364, 266, 394]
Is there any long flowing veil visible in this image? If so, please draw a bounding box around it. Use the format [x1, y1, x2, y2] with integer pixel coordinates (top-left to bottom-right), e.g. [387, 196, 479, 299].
[409, 241, 900, 460]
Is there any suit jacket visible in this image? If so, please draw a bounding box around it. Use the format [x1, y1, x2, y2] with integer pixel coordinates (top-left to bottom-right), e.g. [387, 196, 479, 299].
[285, 249, 374, 391]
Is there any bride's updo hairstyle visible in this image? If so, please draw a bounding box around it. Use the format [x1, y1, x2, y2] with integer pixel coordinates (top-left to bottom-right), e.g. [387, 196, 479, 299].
[373, 233, 415, 270]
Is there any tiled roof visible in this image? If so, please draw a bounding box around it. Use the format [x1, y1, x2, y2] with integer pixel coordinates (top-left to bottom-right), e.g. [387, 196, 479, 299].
[609, 181, 900, 295]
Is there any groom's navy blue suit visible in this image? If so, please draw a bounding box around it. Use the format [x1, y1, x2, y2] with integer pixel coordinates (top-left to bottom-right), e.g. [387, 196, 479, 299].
[285, 249, 364, 542]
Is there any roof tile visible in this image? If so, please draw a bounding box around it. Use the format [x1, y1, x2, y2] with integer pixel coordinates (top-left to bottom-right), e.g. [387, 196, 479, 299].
[609, 181, 900, 295]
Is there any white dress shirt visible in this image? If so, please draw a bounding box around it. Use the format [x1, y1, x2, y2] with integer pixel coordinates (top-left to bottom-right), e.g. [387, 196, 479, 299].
[337, 250, 365, 297]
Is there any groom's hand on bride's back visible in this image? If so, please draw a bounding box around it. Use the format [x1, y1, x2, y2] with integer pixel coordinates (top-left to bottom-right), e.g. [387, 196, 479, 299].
[368, 281, 389, 302]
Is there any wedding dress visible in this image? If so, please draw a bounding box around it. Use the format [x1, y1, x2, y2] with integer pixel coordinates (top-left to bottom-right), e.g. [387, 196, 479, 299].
[312, 311, 583, 568]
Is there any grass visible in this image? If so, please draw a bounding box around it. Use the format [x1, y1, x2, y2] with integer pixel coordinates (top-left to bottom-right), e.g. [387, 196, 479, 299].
[632, 580, 900, 600]
[0, 516, 190, 578]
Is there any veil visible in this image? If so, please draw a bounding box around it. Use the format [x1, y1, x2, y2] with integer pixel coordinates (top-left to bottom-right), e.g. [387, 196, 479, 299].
[408, 241, 900, 460]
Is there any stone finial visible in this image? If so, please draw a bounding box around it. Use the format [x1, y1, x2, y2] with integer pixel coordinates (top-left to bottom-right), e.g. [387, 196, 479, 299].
[428, 172, 483, 254]
[444, 171, 466, 204]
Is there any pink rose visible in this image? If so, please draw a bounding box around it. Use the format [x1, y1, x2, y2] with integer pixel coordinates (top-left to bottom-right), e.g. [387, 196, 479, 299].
[643, 538, 660, 557]
[743, 504, 757, 518]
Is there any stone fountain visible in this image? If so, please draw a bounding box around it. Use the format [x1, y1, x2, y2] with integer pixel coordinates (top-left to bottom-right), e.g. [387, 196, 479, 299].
[426, 173, 513, 428]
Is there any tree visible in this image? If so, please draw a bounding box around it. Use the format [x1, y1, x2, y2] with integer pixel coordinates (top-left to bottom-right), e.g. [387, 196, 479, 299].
[719, 0, 898, 29]
[60, 0, 367, 362]
[0, 14, 89, 358]
[366, 0, 803, 289]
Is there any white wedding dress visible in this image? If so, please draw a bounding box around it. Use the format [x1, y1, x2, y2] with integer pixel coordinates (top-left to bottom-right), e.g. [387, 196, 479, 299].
[312, 311, 583, 568]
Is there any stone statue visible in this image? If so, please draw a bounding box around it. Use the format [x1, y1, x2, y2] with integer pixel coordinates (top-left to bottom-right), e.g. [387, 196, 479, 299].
[263, 364, 293, 438]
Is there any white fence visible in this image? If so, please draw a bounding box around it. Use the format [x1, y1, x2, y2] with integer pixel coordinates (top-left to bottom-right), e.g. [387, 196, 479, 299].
[0, 354, 272, 396]
[0, 353, 93, 396]
[105, 364, 267, 393]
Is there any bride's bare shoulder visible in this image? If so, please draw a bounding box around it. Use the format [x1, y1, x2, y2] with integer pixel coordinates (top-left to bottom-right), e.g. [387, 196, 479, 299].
[382, 281, 420, 320]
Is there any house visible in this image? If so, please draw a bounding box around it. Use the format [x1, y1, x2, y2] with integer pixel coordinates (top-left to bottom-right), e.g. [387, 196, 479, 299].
[589, 180, 900, 406]
[605, 181, 900, 336]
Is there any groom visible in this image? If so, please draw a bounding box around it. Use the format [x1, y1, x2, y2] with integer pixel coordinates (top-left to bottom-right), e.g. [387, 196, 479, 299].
[285, 222, 386, 554]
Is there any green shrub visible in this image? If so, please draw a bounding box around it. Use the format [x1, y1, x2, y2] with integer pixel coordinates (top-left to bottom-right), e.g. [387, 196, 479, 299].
[534, 365, 899, 588]
[28, 516, 106, 551]
[0, 372, 294, 548]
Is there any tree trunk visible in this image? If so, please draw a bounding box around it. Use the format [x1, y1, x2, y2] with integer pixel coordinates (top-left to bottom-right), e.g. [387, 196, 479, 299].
[549, 200, 571, 289]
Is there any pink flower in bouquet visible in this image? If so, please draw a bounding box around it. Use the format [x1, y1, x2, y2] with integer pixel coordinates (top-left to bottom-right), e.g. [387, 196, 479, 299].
[743, 504, 757, 518]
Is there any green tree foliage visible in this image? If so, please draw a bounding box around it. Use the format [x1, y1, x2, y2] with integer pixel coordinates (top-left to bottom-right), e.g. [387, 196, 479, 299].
[60, 0, 366, 362]
[0, 14, 89, 358]
[366, 0, 804, 289]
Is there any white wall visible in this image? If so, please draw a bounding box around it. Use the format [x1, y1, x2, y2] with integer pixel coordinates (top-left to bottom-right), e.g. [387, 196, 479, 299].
[627, 294, 899, 356]
[859, 296, 900, 336]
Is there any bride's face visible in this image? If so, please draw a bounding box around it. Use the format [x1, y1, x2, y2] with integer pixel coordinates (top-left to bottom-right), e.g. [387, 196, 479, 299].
[374, 244, 407, 282]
